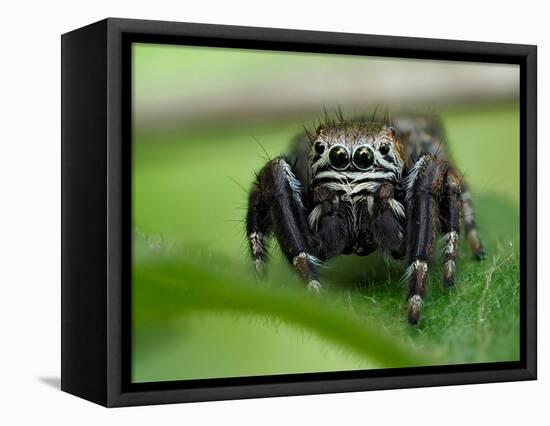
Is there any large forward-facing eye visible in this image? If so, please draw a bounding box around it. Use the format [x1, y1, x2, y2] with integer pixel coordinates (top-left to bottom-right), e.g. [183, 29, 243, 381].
[353, 146, 375, 170]
[329, 145, 350, 170]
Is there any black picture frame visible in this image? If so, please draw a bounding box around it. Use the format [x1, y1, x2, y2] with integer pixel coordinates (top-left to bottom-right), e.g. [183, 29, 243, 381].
[61, 17, 537, 407]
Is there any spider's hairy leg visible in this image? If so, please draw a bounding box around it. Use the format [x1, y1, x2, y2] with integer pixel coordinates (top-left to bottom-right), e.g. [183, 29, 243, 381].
[247, 157, 322, 291]
[439, 169, 462, 288]
[246, 183, 271, 277]
[461, 182, 486, 260]
[405, 155, 447, 325]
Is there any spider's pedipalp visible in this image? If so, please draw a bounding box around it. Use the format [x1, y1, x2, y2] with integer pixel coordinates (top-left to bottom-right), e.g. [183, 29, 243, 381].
[372, 183, 405, 258]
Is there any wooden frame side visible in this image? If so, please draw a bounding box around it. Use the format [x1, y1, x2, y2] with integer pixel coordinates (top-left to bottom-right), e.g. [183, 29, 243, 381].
[61, 19, 109, 406]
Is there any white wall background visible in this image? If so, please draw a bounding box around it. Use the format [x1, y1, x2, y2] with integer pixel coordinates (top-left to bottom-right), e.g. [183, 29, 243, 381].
[0, 0, 545, 424]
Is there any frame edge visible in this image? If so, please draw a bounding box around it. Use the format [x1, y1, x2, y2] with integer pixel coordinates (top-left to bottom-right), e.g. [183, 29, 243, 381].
[61, 18, 110, 407]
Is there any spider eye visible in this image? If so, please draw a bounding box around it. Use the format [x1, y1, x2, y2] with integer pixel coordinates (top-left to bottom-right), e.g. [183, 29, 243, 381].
[379, 143, 390, 156]
[329, 145, 350, 170]
[353, 146, 375, 170]
[314, 141, 325, 155]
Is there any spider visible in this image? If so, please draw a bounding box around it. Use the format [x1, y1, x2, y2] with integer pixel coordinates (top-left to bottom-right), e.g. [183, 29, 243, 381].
[245, 113, 486, 324]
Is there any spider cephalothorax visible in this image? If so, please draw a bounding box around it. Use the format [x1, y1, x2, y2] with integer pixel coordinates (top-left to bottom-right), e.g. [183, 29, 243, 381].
[246, 114, 485, 324]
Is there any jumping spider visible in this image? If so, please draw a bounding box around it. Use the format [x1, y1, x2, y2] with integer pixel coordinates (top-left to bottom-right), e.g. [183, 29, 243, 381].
[246, 113, 485, 324]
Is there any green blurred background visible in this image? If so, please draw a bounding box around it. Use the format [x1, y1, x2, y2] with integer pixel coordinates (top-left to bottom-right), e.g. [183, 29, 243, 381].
[132, 43, 520, 383]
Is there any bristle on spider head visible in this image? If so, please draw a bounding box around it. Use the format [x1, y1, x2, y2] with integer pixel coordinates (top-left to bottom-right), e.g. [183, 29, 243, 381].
[370, 105, 380, 123]
[337, 105, 345, 122]
[303, 126, 315, 143]
[322, 105, 329, 124]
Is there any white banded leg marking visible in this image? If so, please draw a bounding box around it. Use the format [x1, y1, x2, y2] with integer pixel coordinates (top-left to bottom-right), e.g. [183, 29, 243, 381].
[279, 159, 304, 208]
[444, 259, 456, 277]
[408, 294, 424, 310]
[405, 259, 428, 281]
[442, 230, 458, 285]
[443, 230, 458, 254]
[292, 251, 322, 267]
[308, 204, 323, 231]
[388, 198, 405, 220]
[404, 155, 429, 203]
[249, 232, 266, 257]
[443, 230, 458, 258]
[406, 260, 428, 324]
[292, 252, 323, 293]
[249, 232, 267, 273]
[307, 280, 322, 293]
[253, 258, 264, 273]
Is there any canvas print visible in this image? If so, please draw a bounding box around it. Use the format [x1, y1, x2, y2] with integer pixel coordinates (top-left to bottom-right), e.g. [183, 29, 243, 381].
[131, 43, 520, 383]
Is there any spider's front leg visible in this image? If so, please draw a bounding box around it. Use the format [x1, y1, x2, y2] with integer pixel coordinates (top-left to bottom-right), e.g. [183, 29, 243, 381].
[405, 155, 460, 324]
[440, 168, 462, 288]
[246, 157, 322, 291]
[461, 182, 486, 260]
